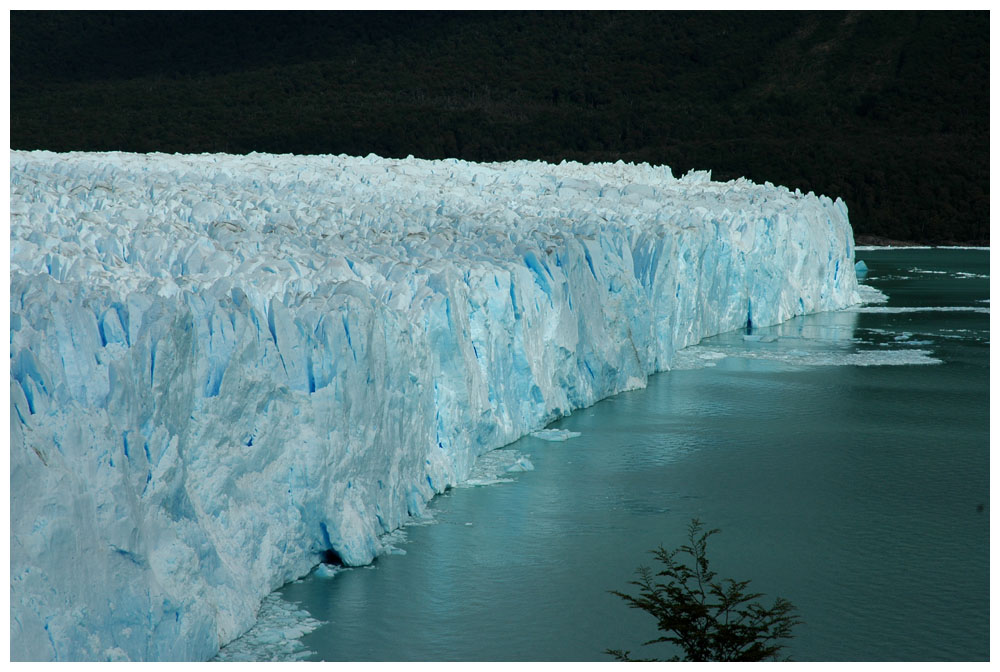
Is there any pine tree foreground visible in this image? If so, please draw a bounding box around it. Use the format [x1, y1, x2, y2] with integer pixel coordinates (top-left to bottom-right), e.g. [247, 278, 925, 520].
[607, 519, 801, 661]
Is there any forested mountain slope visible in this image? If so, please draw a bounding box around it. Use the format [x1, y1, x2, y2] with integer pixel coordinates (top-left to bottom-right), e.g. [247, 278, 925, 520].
[10, 11, 989, 244]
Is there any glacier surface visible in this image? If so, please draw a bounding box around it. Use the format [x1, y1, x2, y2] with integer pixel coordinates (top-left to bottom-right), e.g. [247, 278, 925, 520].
[10, 150, 860, 661]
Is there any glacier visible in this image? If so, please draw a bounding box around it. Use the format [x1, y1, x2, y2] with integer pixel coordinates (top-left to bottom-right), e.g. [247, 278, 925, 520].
[9, 150, 860, 661]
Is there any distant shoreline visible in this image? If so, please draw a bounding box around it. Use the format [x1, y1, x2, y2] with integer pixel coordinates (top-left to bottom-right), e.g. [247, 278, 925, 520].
[854, 235, 989, 249]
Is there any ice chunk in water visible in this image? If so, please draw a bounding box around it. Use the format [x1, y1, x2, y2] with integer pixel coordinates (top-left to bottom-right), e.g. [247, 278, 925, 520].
[531, 429, 583, 442]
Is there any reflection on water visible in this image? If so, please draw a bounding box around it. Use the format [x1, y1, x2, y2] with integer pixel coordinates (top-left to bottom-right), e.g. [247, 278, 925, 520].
[253, 249, 989, 662]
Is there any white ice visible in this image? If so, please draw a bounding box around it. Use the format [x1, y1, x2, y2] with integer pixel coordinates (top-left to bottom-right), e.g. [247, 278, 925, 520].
[9, 150, 859, 661]
[856, 284, 889, 304]
[457, 447, 534, 487]
[211, 593, 323, 662]
[530, 429, 583, 442]
[850, 306, 989, 314]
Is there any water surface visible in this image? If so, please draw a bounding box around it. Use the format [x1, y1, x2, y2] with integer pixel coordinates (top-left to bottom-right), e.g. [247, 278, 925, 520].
[265, 248, 989, 661]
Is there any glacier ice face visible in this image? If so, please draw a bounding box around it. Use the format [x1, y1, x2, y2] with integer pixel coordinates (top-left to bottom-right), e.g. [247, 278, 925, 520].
[9, 150, 860, 661]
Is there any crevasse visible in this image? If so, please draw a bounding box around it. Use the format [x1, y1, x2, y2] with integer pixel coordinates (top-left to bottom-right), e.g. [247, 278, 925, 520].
[9, 151, 860, 661]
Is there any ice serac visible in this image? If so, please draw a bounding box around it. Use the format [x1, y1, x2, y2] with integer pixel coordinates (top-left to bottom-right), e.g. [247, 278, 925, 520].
[9, 151, 860, 661]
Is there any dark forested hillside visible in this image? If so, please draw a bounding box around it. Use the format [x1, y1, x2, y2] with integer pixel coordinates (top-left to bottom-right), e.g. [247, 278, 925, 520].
[10, 11, 989, 244]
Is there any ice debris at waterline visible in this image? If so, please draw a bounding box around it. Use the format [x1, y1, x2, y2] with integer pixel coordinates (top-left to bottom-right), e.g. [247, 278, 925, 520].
[10, 150, 860, 661]
[531, 428, 583, 441]
[456, 447, 535, 486]
[211, 594, 323, 662]
[850, 305, 990, 314]
[856, 284, 889, 305]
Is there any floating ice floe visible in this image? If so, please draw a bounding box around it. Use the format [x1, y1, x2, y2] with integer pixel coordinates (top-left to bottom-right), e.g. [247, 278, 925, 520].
[312, 564, 343, 579]
[850, 306, 990, 314]
[506, 457, 535, 472]
[458, 448, 533, 486]
[857, 284, 889, 305]
[530, 429, 583, 442]
[854, 245, 935, 251]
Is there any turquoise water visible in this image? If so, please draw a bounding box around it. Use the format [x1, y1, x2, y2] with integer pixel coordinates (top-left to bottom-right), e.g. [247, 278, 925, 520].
[274, 248, 989, 661]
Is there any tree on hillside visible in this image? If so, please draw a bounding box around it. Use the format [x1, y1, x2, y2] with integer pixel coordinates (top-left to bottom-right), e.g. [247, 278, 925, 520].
[606, 519, 800, 662]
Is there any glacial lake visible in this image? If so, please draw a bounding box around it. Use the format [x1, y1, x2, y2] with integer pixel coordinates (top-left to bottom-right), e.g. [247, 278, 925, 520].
[224, 247, 989, 662]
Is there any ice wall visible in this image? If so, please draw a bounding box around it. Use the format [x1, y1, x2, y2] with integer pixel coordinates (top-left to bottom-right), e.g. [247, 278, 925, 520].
[10, 151, 860, 661]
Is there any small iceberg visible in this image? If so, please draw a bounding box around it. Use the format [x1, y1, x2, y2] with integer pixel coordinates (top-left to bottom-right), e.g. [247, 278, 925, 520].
[530, 429, 581, 442]
[742, 334, 778, 343]
[855, 260, 869, 278]
[313, 564, 343, 579]
[459, 448, 531, 487]
[857, 284, 889, 305]
[506, 457, 535, 472]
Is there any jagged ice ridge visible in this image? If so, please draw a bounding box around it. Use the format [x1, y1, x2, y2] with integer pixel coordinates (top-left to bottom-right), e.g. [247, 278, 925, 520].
[10, 151, 860, 660]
